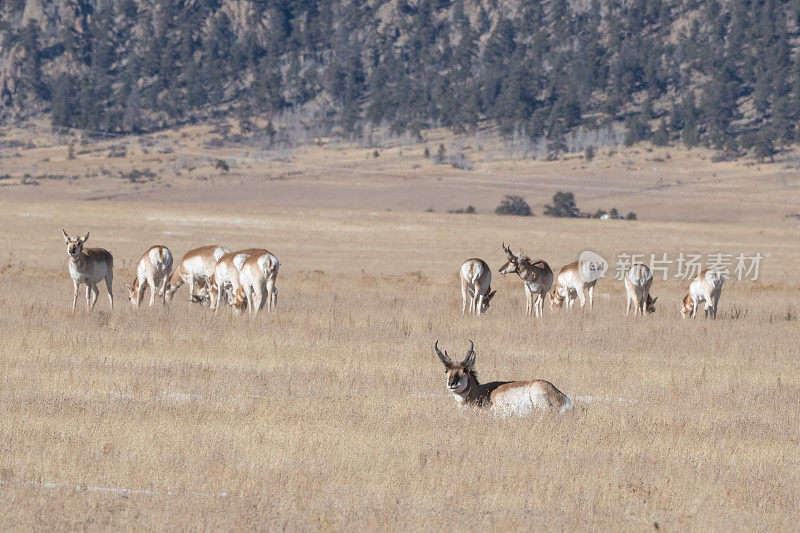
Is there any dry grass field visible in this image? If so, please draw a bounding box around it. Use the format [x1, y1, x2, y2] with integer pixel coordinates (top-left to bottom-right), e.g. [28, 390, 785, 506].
[1, 199, 799, 530]
[1, 124, 799, 530]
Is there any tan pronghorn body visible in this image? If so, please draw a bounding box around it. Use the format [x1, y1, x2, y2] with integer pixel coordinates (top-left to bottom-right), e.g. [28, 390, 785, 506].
[681, 269, 725, 319]
[549, 260, 598, 310]
[209, 249, 261, 313]
[233, 249, 280, 314]
[434, 341, 572, 416]
[165, 245, 229, 305]
[460, 258, 496, 315]
[125, 245, 173, 307]
[62, 230, 114, 312]
[498, 242, 553, 317]
[624, 264, 657, 316]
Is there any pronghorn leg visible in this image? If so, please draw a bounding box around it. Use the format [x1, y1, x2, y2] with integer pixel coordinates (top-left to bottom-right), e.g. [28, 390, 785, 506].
[188, 277, 196, 302]
[265, 277, 276, 312]
[626, 294, 631, 316]
[90, 283, 100, 310]
[692, 299, 698, 318]
[85, 284, 92, 311]
[524, 286, 532, 316]
[461, 280, 468, 315]
[577, 289, 586, 309]
[712, 294, 720, 319]
[588, 285, 594, 310]
[476, 293, 483, 315]
[147, 276, 157, 307]
[159, 275, 168, 305]
[105, 274, 114, 310]
[72, 280, 80, 312]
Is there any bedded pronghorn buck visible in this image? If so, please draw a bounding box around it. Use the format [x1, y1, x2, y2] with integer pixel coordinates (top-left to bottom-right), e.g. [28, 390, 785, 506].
[624, 263, 657, 316]
[681, 269, 725, 319]
[434, 341, 573, 415]
[233, 249, 280, 315]
[460, 258, 496, 315]
[125, 245, 173, 307]
[548, 260, 599, 310]
[62, 229, 114, 312]
[164, 245, 229, 305]
[498, 242, 553, 317]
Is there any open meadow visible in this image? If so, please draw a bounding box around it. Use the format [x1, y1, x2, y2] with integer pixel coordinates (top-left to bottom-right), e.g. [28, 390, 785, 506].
[1, 125, 800, 529]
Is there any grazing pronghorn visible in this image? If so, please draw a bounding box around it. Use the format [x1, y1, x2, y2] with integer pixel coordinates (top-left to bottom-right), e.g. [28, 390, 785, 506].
[434, 341, 573, 415]
[498, 242, 553, 317]
[233, 249, 280, 315]
[209, 249, 259, 313]
[125, 245, 173, 307]
[62, 229, 114, 312]
[164, 245, 229, 305]
[624, 263, 657, 316]
[681, 269, 725, 319]
[460, 258, 496, 315]
[548, 260, 598, 310]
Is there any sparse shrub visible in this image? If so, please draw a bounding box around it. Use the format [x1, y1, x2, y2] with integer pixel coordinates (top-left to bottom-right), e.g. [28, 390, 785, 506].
[449, 152, 472, 170]
[448, 205, 477, 214]
[373, 150, 379, 158]
[626, 212, 637, 220]
[424, 207, 435, 212]
[424, 147, 430, 158]
[436, 144, 446, 163]
[495, 195, 532, 216]
[592, 209, 607, 219]
[585, 146, 595, 161]
[215, 159, 230, 173]
[544, 191, 582, 218]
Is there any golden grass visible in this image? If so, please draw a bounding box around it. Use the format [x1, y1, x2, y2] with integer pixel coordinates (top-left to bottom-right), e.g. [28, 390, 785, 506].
[0, 199, 799, 530]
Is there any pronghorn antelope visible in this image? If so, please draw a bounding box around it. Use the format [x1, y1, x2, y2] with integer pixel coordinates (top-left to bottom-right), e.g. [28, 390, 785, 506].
[232, 249, 280, 315]
[460, 258, 496, 315]
[498, 242, 553, 317]
[125, 245, 174, 307]
[434, 341, 573, 415]
[62, 229, 114, 312]
[209, 249, 261, 313]
[624, 263, 657, 316]
[681, 269, 725, 319]
[548, 260, 598, 310]
[164, 245, 229, 305]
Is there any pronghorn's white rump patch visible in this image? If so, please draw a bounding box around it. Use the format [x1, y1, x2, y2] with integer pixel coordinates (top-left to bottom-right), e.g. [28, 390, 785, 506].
[0, 478, 229, 498]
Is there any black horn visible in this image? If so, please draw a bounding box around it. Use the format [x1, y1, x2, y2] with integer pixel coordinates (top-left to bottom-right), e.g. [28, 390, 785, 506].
[434, 341, 453, 366]
[462, 340, 475, 366]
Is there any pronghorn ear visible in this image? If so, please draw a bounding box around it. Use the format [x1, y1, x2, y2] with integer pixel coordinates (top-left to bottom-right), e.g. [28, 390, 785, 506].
[651, 297, 658, 304]
[62, 228, 69, 242]
[81, 232, 89, 243]
[487, 290, 497, 300]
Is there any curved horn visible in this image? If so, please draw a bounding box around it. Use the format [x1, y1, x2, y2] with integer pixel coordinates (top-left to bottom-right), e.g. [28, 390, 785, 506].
[462, 340, 475, 366]
[502, 242, 513, 256]
[434, 341, 453, 366]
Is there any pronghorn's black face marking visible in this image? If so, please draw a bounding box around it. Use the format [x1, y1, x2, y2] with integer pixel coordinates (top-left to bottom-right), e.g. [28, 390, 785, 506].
[62, 229, 89, 258]
[645, 295, 658, 314]
[434, 340, 476, 394]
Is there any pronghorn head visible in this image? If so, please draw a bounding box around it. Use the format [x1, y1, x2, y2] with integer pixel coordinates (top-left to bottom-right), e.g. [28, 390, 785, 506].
[548, 288, 565, 309]
[499, 242, 522, 275]
[232, 287, 248, 313]
[680, 294, 693, 318]
[123, 280, 141, 307]
[62, 229, 89, 259]
[645, 295, 658, 314]
[434, 340, 476, 394]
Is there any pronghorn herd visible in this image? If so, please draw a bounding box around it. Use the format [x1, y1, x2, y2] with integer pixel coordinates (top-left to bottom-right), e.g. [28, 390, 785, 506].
[62, 229, 728, 417]
[61, 231, 279, 315]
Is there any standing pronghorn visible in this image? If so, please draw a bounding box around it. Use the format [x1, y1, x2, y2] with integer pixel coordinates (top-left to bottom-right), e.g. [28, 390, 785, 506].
[548, 260, 598, 310]
[624, 263, 657, 316]
[62, 229, 114, 312]
[460, 258, 496, 315]
[125, 245, 173, 307]
[433, 341, 573, 415]
[209, 249, 258, 313]
[498, 242, 553, 317]
[164, 245, 229, 305]
[681, 269, 725, 319]
[233, 249, 280, 314]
